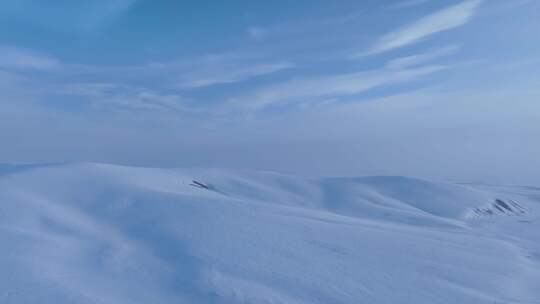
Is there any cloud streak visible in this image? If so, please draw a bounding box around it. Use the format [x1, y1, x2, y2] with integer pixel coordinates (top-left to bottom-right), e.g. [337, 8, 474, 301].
[385, 45, 460, 69]
[0, 46, 60, 70]
[177, 61, 293, 89]
[232, 65, 446, 109]
[387, 0, 431, 10]
[356, 0, 482, 57]
[58, 83, 190, 113]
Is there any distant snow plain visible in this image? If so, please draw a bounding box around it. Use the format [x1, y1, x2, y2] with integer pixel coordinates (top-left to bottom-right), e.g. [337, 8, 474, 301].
[1, 163, 539, 303]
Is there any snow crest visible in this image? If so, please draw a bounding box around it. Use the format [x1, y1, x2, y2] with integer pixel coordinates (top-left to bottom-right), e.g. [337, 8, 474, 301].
[1, 163, 539, 304]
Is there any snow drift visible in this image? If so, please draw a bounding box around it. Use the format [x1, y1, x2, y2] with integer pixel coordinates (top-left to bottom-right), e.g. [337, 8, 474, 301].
[0, 163, 539, 304]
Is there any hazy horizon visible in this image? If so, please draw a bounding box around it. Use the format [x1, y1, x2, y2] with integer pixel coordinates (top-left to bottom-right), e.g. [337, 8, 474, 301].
[1, 0, 539, 185]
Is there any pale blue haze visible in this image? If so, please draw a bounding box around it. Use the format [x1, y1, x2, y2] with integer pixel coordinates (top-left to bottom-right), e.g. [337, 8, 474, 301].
[0, 0, 539, 184]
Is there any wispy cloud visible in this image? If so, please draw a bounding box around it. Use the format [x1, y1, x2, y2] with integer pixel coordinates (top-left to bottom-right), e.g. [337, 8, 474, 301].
[355, 0, 482, 57]
[385, 45, 459, 69]
[0, 46, 60, 70]
[232, 65, 446, 109]
[176, 59, 293, 89]
[59, 83, 190, 113]
[489, 57, 540, 71]
[387, 0, 431, 10]
[0, 44, 298, 115]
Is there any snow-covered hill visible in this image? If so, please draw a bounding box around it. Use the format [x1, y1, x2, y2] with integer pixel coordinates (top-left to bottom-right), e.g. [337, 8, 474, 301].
[1, 163, 539, 304]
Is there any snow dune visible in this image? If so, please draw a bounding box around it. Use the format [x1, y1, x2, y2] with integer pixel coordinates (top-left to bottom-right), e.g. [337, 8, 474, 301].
[0, 163, 539, 304]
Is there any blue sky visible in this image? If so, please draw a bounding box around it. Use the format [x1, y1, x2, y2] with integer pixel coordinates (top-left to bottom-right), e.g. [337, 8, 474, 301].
[1, 0, 539, 184]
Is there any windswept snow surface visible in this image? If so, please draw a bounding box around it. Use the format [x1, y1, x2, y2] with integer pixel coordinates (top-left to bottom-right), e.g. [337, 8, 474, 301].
[0, 163, 539, 304]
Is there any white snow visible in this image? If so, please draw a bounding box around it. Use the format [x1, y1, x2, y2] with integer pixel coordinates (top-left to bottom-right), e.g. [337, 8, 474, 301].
[1, 163, 539, 303]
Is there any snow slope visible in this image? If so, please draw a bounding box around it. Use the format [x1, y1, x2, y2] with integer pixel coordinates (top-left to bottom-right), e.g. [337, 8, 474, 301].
[0, 163, 539, 304]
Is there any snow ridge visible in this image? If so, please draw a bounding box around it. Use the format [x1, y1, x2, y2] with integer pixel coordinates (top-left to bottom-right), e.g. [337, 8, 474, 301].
[0, 163, 539, 304]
